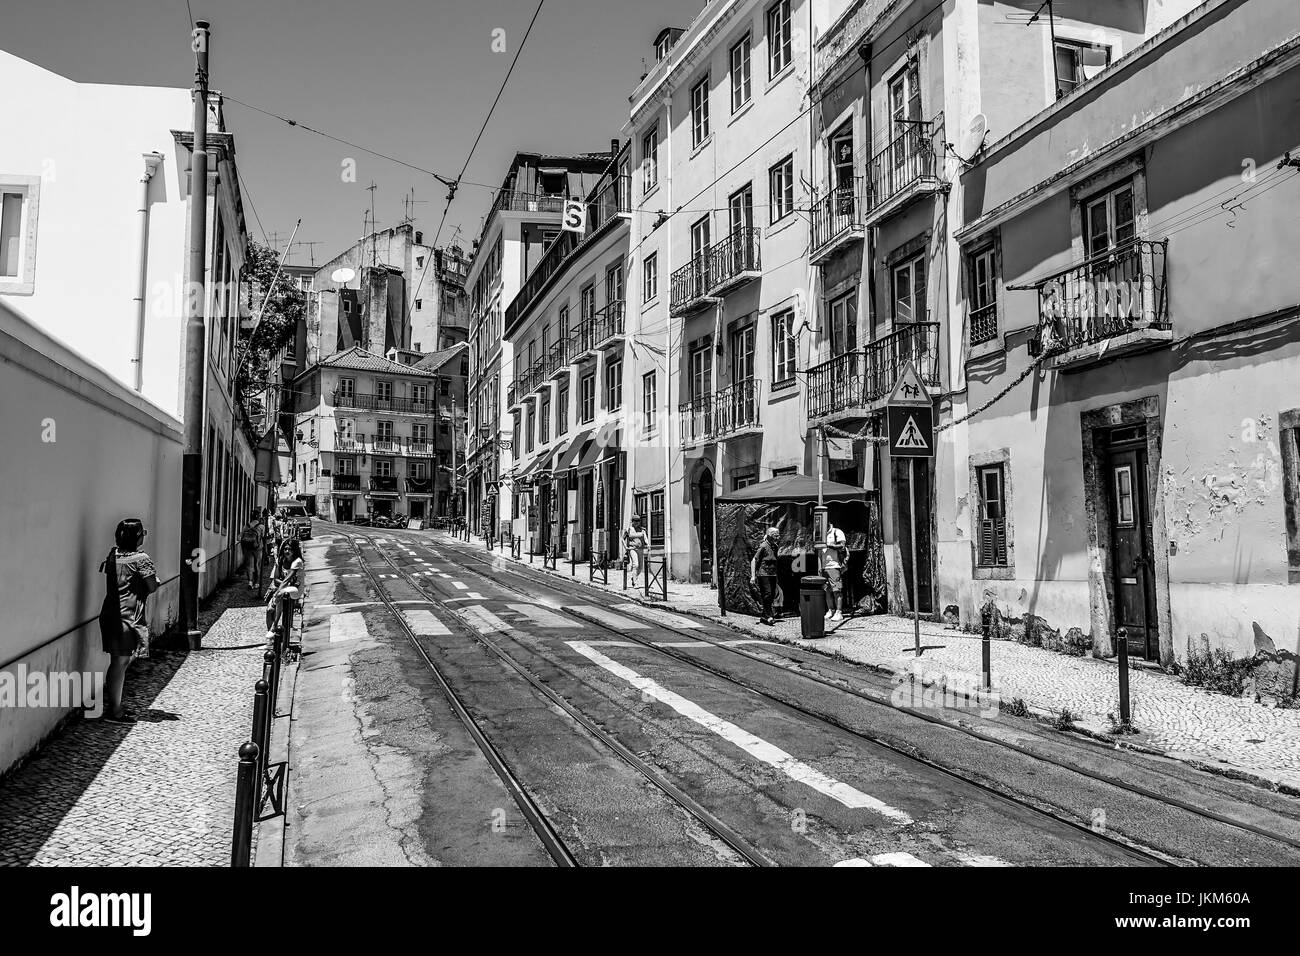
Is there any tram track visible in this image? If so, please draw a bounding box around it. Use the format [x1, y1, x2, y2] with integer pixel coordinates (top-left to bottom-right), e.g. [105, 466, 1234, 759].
[353, 528, 1172, 866]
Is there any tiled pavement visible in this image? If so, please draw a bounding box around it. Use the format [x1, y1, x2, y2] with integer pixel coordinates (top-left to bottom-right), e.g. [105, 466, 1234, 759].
[474, 536, 1300, 791]
[0, 579, 268, 867]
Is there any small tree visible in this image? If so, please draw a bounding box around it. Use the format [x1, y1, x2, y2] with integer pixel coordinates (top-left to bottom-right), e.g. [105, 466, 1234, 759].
[237, 241, 307, 402]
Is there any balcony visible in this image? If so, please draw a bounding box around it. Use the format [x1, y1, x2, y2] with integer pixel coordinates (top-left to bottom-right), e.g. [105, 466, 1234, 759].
[670, 228, 762, 316]
[528, 359, 549, 396]
[811, 179, 866, 264]
[332, 473, 361, 492]
[335, 437, 367, 454]
[405, 475, 434, 495]
[504, 175, 631, 330]
[591, 302, 625, 351]
[369, 475, 399, 494]
[333, 391, 438, 415]
[1023, 239, 1171, 371]
[548, 338, 571, 380]
[507, 380, 521, 410]
[371, 438, 400, 455]
[678, 379, 764, 448]
[806, 322, 941, 422]
[865, 114, 945, 225]
[491, 189, 567, 217]
[406, 441, 436, 458]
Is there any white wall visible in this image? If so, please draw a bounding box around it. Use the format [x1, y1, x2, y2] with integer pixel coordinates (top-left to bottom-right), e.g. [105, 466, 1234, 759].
[0, 301, 183, 775]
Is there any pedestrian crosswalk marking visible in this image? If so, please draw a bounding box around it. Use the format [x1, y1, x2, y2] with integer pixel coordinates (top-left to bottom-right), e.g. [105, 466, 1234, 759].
[403, 610, 451, 637]
[569, 605, 650, 630]
[329, 613, 369, 644]
[505, 603, 579, 628]
[461, 605, 510, 634]
[438, 573, 452, 579]
[614, 603, 702, 629]
[468, 592, 484, 600]
[870, 851, 930, 866]
[567, 640, 913, 821]
[453, 581, 469, 590]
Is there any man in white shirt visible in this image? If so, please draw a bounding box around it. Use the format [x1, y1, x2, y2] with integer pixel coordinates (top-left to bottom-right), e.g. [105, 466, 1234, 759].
[820, 521, 847, 622]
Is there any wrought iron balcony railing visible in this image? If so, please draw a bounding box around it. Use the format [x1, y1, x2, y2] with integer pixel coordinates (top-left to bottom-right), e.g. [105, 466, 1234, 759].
[369, 475, 399, 493]
[865, 115, 942, 214]
[406, 476, 434, 494]
[332, 473, 361, 491]
[332, 391, 438, 415]
[491, 189, 568, 217]
[1023, 239, 1170, 356]
[677, 378, 763, 447]
[335, 437, 367, 454]
[811, 179, 865, 258]
[707, 227, 761, 293]
[406, 441, 436, 457]
[806, 322, 941, 420]
[371, 438, 400, 454]
[591, 302, 625, 348]
[670, 254, 713, 314]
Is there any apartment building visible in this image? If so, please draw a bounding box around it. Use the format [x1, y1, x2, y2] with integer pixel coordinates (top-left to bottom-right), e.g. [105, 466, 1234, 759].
[464, 150, 617, 538]
[952, 0, 1300, 668]
[625, 0, 815, 583]
[502, 144, 632, 561]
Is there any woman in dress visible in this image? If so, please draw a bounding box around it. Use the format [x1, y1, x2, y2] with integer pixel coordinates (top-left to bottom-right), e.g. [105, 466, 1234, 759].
[97, 518, 159, 723]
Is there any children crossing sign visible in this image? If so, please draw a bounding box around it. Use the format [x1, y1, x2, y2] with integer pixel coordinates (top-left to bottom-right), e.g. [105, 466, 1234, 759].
[887, 362, 933, 459]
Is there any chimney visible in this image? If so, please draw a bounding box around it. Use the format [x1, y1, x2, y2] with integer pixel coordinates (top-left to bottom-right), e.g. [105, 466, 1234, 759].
[611, 138, 619, 156]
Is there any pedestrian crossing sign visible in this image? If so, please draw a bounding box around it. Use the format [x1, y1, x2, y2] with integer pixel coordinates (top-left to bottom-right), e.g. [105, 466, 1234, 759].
[887, 404, 934, 458]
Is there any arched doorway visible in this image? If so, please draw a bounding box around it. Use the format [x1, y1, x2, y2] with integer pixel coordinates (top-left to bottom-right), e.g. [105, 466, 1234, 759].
[696, 467, 715, 583]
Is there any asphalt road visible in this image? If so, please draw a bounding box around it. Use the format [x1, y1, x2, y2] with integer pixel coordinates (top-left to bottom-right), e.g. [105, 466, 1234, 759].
[281, 523, 1300, 867]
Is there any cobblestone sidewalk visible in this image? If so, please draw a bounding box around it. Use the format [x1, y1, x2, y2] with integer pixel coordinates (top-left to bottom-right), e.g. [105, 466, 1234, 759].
[0, 580, 269, 866]
[469, 535, 1300, 792]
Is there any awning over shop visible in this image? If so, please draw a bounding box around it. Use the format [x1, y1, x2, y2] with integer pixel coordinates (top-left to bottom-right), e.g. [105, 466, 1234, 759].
[518, 446, 559, 485]
[553, 429, 594, 471]
[716, 474, 867, 505]
[365, 491, 401, 500]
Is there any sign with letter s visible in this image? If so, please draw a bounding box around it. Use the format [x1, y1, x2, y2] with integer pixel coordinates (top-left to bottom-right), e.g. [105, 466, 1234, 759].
[561, 199, 587, 235]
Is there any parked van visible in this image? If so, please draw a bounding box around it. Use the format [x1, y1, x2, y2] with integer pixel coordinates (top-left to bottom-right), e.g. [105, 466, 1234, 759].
[276, 499, 312, 541]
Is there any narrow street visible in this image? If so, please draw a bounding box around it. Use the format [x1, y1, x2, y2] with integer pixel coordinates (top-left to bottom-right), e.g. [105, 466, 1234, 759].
[281, 523, 1300, 867]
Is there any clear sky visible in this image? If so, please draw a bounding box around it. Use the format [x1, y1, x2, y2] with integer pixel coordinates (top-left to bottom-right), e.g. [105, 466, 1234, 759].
[4, 0, 704, 261]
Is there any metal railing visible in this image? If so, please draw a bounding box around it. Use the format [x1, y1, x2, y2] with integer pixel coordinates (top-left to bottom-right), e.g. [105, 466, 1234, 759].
[811, 179, 865, 255]
[591, 302, 625, 348]
[707, 227, 761, 291]
[406, 441, 435, 457]
[806, 322, 940, 419]
[670, 254, 713, 314]
[970, 301, 999, 346]
[677, 378, 763, 447]
[333, 391, 438, 415]
[492, 188, 567, 217]
[866, 114, 942, 213]
[371, 438, 399, 454]
[589, 550, 609, 585]
[645, 555, 668, 602]
[332, 473, 361, 491]
[1025, 239, 1170, 354]
[369, 475, 399, 492]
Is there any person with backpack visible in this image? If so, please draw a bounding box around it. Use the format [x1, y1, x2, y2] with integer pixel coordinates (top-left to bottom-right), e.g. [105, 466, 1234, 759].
[97, 518, 160, 724]
[239, 510, 265, 590]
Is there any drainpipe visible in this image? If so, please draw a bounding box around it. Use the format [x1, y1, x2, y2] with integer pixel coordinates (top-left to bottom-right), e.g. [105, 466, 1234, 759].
[132, 152, 165, 392]
[662, 93, 673, 575]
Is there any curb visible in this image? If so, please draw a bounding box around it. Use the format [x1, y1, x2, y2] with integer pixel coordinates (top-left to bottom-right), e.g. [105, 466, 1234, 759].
[459, 533, 1300, 798]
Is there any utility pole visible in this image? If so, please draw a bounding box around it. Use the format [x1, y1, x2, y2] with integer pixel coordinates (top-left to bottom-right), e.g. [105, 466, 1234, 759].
[180, 19, 211, 644]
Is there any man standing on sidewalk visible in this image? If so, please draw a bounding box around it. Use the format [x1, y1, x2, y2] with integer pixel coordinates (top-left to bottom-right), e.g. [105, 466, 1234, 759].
[821, 520, 847, 622]
[750, 526, 781, 626]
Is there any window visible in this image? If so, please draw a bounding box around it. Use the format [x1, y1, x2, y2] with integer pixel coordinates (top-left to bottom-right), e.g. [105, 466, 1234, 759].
[1055, 39, 1111, 98]
[557, 383, 570, 435]
[541, 230, 560, 250]
[605, 359, 623, 411]
[338, 377, 355, 401]
[691, 75, 710, 148]
[656, 33, 673, 62]
[773, 466, 797, 477]
[440, 377, 451, 396]
[689, 341, 712, 400]
[889, 61, 922, 137]
[412, 384, 428, 405]
[512, 414, 521, 461]
[526, 404, 535, 453]
[642, 372, 657, 435]
[337, 457, 355, 475]
[976, 464, 1009, 567]
[410, 461, 427, 480]
[412, 423, 428, 443]
[769, 156, 794, 223]
[309, 460, 317, 483]
[892, 252, 926, 323]
[1084, 179, 1136, 257]
[540, 171, 566, 195]
[1113, 465, 1135, 527]
[731, 323, 756, 384]
[374, 458, 392, 477]
[605, 263, 624, 312]
[1, 178, 38, 291]
[415, 298, 423, 310]
[416, 256, 424, 268]
[642, 126, 659, 192]
[691, 216, 711, 265]
[205, 423, 215, 523]
[730, 34, 752, 113]
[579, 373, 596, 424]
[830, 291, 858, 355]
[343, 298, 353, 314]
[643, 252, 658, 301]
[636, 490, 666, 548]
[729, 183, 754, 235]
[732, 473, 756, 491]
[376, 420, 394, 442]
[969, 246, 998, 346]
[376, 380, 393, 403]
[540, 395, 551, 443]
[771, 309, 796, 386]
[767, 0, 792, 77]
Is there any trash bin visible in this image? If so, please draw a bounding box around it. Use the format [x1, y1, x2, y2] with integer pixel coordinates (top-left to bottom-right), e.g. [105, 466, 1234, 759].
[800, 575, 827, 639]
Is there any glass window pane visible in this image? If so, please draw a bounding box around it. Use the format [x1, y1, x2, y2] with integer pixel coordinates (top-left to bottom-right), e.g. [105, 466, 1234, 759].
[1, 193, 23, 278]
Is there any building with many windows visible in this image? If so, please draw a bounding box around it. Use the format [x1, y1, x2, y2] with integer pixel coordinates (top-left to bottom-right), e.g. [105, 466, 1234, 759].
[501, 143, 632, 561]
[951, 0, 1300, 668]
[464, 150, 618, 538]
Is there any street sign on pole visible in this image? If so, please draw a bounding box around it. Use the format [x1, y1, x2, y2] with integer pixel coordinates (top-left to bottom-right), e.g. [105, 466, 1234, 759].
[887, 361, 934, 657]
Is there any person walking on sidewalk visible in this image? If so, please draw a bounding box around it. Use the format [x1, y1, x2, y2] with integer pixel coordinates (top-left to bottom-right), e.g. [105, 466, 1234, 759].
[750, 526, 781, 626]
[239, 510, 265, 590]
[265, 538, 304, 643]
[821, 521, 847, 622]
[623, 514, 649, 581]
[96, 518, 159, 724]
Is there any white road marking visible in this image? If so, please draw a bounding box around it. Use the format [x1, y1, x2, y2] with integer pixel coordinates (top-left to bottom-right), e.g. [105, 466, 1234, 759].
[569, 605, 649, 630]
[329, 613, 369, 644]
[870, 852, 930, 867]
[438, 573, 452, 579]
[833, 858, 872, 867]
[403, 610, 451, 636]
[467, 592, 484, 600]
[505, 603, 579, 628]
[453, 581, 469, 590]
[614, 603, 702, 629]
[461, 605, 511, 634]
[567, 640, 913, 821]
[954, 853, 1011, 867]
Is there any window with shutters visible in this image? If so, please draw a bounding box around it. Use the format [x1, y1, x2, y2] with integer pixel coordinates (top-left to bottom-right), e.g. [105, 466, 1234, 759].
[970, 450, 1014, 578]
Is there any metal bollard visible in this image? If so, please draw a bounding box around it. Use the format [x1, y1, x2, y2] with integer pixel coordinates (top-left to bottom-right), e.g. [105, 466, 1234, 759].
[1116, 625, 1131, 726]
[231, 741, 260, 867]
[622, 560, 628, 591]
[644, 555, 650, 598]
[661, 557, 668, 602]
[718, 563, 727, 617]
[570, 550, 576, 576]
[251, 679, 271, 790]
